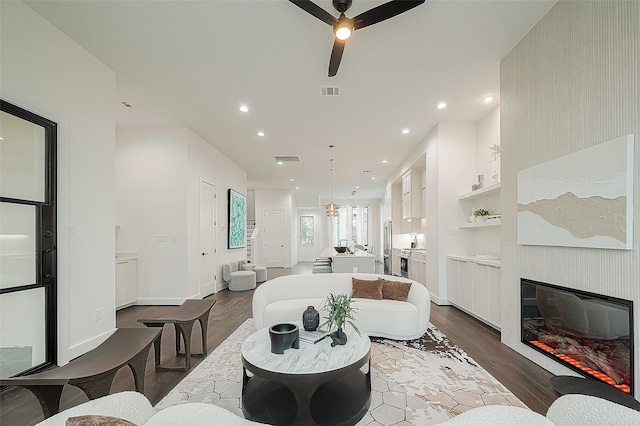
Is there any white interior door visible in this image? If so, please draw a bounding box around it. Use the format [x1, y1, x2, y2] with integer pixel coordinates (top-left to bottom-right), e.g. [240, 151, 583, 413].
[199, 181, 216, 296]
[263, 210, 285, 267]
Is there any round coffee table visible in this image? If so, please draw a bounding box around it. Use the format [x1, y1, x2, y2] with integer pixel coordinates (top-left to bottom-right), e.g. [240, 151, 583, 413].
[241, 322, 371, 425]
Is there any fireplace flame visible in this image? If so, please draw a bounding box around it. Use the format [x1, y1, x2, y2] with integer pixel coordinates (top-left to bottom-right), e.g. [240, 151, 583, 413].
[531, 340, 631, 394]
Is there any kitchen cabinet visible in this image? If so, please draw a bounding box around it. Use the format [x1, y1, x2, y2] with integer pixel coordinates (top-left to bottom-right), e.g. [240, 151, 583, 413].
[446, 256, 501, 330]
[409, 251, 426, 286]
[401, 169, 424, 219]
[116, 258, 137, 309]
[391, 249, 401, 277]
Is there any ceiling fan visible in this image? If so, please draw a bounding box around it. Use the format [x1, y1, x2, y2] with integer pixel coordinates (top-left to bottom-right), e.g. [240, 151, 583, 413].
[290, 0, 425, 77]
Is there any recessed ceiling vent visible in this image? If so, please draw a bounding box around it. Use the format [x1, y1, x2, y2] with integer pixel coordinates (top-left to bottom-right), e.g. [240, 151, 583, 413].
[274, 156, 301, 164]
[320, 86, 341, 96]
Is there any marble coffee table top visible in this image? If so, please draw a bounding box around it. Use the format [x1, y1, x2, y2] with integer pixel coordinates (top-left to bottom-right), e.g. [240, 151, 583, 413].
[242, 322, 370, 375]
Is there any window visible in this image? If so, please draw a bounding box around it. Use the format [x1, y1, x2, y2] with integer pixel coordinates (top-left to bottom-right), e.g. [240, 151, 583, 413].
[299, 216, 314, 245]
[331, 204, 369, 247]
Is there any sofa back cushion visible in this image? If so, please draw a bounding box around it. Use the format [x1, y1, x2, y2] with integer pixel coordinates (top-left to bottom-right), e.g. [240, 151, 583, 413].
[352, 277, 383, 300]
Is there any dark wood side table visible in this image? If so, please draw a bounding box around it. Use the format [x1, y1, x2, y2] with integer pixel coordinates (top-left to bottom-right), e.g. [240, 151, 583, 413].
[550, 376, 640, 411]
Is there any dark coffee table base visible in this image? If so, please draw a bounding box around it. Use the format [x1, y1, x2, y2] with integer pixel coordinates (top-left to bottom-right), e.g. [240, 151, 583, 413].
[550, 376, 640, 411]
[242, 366, 371, 426]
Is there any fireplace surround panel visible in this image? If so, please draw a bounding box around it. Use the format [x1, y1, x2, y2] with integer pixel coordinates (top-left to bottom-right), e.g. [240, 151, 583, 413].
[521, 278, 633, 394]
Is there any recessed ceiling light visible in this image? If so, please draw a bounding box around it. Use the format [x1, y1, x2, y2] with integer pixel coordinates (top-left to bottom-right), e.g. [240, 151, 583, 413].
[402, 129, 410, 134]
[437, 102, 447, 109]
[277, 161, 283, 165]
[355, 184, 360, 189]
[371, 177, 376, 180]
[257, 131, 265, 137]
[295, 186, 300, 190]
[382, 160, 388, 164]
[239, 105, 249, 113]
[289, 178, 294, 182]
[483, 96, 494, 103]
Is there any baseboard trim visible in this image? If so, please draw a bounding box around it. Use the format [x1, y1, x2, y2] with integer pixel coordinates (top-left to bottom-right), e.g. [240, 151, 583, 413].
[430, 294, 452, 306]
[136, 297, 188, 306]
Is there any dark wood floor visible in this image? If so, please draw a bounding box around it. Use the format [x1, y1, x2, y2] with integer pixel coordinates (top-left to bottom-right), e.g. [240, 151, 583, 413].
[0, 264, 556, 425]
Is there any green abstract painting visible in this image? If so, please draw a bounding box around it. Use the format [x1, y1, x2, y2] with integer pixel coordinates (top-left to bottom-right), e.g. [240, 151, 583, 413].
[228, 189, 246, 249]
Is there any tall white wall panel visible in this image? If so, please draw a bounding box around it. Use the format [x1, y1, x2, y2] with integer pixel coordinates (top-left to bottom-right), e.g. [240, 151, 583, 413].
[500, 1, 640, 398]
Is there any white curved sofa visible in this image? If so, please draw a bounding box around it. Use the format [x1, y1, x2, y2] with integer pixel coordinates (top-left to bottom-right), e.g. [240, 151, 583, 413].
[252, 273, 431, 340]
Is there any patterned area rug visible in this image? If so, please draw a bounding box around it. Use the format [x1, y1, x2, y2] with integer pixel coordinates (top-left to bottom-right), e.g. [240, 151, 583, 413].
[156, 319, 526, 425]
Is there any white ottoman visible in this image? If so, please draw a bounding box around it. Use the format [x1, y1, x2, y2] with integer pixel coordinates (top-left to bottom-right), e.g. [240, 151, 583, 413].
[254, 266, 267, 282]
[230, 271, 256, 291]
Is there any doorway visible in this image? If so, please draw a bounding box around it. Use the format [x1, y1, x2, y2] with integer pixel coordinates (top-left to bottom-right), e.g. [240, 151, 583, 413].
[0, 100, 57, 377]
[263, 210, 285, 267]
[199, 181, 216, 297]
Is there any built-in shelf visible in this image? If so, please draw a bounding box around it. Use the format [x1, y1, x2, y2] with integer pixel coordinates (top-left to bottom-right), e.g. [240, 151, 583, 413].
[447, 255, 501, 267]
[458, 182, 501, 200]
[459, 220, 501, 228]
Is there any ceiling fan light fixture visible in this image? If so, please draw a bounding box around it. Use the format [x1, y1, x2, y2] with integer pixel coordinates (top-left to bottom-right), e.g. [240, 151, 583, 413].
[334, 15, 353, 40]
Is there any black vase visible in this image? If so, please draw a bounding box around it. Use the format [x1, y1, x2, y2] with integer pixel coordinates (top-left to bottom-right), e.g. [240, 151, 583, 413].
[269, 323, 300, 354]
[330, 328, 348, 347]
[302, 306, 320, 331]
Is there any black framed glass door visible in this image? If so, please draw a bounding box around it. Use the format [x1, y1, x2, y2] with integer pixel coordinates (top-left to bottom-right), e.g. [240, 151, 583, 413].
[0, 99, 57, 377]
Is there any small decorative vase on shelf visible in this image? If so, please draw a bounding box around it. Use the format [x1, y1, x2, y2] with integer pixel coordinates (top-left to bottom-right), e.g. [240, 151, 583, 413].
[469, 215, 476, 223]
[476, 216, 487, 223]
[302, 306, 320, 331]
[330, 328, 348, 347]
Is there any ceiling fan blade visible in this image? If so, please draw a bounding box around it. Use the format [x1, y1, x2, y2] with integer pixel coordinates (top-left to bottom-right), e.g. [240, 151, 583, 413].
[328, 38, 346, 77]
[289, 0, 339, 26]
[352, 0, 425, 30]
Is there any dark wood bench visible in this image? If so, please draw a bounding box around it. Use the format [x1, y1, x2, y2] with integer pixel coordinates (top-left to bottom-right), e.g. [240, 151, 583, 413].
[0, 327, 161, 418]
[137, 298, 216, 371]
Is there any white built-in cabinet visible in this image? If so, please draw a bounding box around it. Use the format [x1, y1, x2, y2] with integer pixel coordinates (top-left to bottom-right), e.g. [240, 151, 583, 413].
[392, 248, 402, 277]
[447, 182, 501, 329]
[447, 256, 501, 329]
[116, 258, 137, 309]
[401, 169, 423, 219]
[409, 251, 426, 286]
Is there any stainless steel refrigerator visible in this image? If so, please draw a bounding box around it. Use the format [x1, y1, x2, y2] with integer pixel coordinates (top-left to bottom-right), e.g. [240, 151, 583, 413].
[383, 220, 392, 275]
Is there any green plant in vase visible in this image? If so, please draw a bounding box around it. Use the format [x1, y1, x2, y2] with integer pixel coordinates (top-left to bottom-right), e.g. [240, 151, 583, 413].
[321, 293, 359, 347]
[473, 208, 490, 222]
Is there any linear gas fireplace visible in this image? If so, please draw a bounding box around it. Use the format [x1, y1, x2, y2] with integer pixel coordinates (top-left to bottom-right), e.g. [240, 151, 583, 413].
[521, 278, 633, 394]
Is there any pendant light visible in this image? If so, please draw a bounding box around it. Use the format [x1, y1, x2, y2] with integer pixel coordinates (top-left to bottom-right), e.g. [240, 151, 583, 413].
[326, 145, 340, 217]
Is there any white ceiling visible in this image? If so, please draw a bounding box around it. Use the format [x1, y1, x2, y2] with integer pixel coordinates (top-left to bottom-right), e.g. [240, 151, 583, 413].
[25, 0, 555, 201]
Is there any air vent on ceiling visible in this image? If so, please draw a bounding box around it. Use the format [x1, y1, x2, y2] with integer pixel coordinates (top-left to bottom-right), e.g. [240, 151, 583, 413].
[320, 86, 340, 96]
[274, 156, 301, 164]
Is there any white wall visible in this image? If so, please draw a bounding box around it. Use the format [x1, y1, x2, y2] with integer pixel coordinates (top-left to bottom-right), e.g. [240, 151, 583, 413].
[116, 127, 247, 300]
[1, 1, 117, 364]
[436, 123, 477, 300]
[187, 129, 248, 293]
[116, 128, 189, 303]
[501, 1, 640, 397]
[476, 106, 501, 186]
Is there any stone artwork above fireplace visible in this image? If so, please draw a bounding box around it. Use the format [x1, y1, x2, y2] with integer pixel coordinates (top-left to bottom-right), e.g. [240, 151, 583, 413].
[521, 278, 633, 394]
